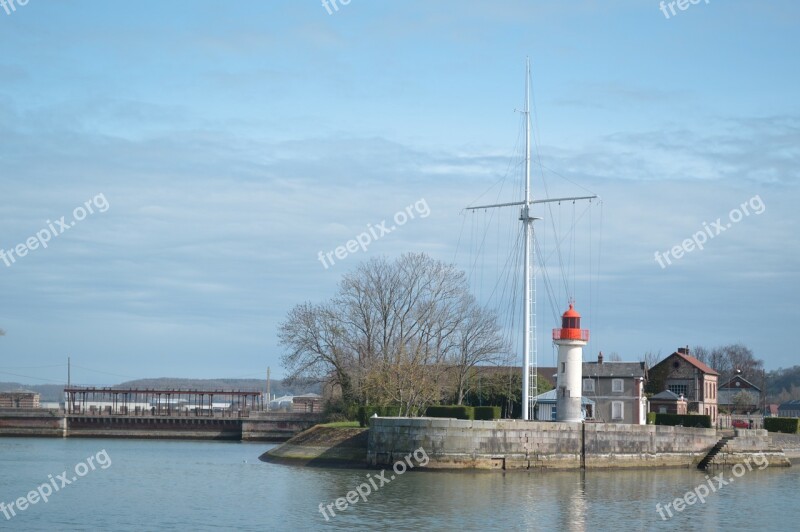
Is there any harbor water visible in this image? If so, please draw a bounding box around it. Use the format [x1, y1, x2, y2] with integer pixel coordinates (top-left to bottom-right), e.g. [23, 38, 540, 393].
[0, 438, 796, 531]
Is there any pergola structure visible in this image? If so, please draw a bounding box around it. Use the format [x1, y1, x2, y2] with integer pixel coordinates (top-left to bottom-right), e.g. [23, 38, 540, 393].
[64, 386, 263, 416]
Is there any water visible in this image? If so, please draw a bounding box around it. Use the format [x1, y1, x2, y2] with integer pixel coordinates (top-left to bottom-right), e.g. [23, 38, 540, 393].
[0, 438, 796, 531]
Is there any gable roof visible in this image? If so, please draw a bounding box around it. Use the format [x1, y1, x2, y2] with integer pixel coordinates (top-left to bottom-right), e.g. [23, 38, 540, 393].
[718, 375, 761, 392]
[653, 351, 719, 376]
[0, 389, 38, 396]
[583, 361, 646, 379]
[650, 389, 684, 401]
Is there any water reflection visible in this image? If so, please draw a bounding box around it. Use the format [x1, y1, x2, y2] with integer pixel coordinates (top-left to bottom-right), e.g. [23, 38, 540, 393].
[0, 439, 796, 531]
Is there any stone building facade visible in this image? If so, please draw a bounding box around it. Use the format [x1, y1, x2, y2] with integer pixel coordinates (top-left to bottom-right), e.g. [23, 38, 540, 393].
[648, 347, 719, 423]
[0, 391, 41, 409]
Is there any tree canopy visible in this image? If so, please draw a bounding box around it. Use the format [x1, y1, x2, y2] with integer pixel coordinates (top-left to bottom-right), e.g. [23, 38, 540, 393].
[279, 253, 508, 415]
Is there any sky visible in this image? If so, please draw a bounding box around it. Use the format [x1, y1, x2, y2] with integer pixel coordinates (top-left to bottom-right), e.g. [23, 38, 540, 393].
[0, 0, 798, 386]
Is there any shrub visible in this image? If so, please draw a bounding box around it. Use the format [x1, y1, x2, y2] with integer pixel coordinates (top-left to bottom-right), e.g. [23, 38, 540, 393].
[647, 412, 657, 425]
[473, 406, 501, 420]
[425, 405, 474, 420]
[324, 412, 351, 424]
[356, 405, 402, 427]
[323, 399, 359, 423]
[764, 417, 800, 434]
[654, 413, 711, 428]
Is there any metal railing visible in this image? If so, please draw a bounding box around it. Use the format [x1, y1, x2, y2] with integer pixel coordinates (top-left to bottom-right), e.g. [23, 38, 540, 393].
[552, 328, 590, 341]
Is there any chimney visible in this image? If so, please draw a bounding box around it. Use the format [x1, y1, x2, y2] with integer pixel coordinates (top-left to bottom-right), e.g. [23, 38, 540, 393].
[598, 352, 604, 364]
[678, 346, 689, 355]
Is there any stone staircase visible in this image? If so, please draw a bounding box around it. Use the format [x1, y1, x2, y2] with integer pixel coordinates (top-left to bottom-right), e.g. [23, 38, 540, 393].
[697, 435, 733, 470]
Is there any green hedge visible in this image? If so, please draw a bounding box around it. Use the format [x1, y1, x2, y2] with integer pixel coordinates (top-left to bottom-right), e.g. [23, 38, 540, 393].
[473, 406, 501, 420]
[654, 413, 711, 428]
[764, 417, 800, 434]
[647, 412, 657, 425]
[425, 405, 474, 420]
[357, 406, 402, 427]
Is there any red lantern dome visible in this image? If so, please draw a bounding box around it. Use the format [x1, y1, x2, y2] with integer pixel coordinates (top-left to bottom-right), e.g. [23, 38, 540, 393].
[553, 303, 589, 341]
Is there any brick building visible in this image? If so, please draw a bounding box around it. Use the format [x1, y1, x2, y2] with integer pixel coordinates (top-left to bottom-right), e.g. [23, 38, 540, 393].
[0, 391, 41, 409]
[647, 347, 719, 423]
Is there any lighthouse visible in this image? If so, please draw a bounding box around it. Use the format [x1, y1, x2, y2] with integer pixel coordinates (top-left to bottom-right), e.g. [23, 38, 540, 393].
[553, 302, 589, 423]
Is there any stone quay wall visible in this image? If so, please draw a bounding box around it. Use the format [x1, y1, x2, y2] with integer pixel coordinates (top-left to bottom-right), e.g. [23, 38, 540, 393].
[242, 413, 325, 441]
[0, 409, 66, 437]
[0, 410, 323, 441]
[710, 428, 791, 467]
[368, 418, 735, 470]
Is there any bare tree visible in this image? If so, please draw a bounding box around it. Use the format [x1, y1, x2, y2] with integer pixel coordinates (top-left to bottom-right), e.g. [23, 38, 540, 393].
[450, 296, 507, 405]
[694, 343, 763, 383]
[278, 253, 506, 415]
[279, 302, 357, 403]
[640, 350, 662, 371]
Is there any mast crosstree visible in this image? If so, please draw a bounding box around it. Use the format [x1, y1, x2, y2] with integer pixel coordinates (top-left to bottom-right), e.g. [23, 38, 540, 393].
[465, 58, 597, 421]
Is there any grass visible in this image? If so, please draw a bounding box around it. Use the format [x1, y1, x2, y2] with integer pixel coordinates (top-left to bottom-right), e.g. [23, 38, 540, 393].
[319, 421, 361, 428]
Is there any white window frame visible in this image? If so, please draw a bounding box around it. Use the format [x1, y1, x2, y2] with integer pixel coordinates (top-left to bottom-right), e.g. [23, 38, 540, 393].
[668, 384, 687, 397]
[612, 379, 624, 393]
[612, 401, 624, 420]
[583, 379, 595, 392]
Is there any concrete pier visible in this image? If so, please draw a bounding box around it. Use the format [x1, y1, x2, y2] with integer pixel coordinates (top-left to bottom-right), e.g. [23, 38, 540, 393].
[0, 409, 323, 441]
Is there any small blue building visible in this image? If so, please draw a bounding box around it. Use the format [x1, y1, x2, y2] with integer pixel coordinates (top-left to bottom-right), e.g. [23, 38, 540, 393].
[532, 389, 595, 421]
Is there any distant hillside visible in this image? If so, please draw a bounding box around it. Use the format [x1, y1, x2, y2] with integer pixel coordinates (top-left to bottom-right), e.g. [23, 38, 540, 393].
[766, 366, 800, 402]
[117, 378, 320, 397]
[0, 379, 321, 403]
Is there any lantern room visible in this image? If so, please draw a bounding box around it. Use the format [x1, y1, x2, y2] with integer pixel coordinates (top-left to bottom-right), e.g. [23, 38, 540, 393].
[552, 303, 590, 342]
[562, 303, 581, 329]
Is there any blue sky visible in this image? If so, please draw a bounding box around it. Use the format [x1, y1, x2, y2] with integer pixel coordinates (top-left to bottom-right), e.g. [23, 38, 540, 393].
[0, 0, 798, 385]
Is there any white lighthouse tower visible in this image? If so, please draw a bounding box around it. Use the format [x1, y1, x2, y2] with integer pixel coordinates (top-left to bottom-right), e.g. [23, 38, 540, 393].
[553, 302, 589, 423]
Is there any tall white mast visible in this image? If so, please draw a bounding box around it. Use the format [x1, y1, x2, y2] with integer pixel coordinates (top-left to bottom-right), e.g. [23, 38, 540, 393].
[466, 58, 596, 420]
[521, 57, 533, 420]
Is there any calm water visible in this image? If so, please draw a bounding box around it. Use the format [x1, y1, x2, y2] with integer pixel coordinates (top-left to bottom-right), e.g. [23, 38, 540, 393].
[0, 438, 796, 531]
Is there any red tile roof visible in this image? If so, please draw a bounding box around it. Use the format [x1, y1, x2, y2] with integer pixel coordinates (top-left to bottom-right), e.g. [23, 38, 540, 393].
[673, 351, 719, 376]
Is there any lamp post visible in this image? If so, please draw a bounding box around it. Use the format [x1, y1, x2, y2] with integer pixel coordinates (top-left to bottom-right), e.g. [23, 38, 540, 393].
[728, 368, 742, 423]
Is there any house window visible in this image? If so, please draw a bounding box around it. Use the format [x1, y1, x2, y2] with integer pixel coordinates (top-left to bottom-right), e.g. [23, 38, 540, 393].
[583, 379, 595, 392]
[561, 362, 566, 373]
[659, 406, 667, 414]
[668, 384, 687, 397]
[612, 401, 624, 420]
[612, 379, 624, 393]
[550, 407, 557, 421]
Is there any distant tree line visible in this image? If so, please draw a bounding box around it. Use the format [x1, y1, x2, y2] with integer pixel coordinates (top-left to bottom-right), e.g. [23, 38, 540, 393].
[765, 366, 800, 403]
